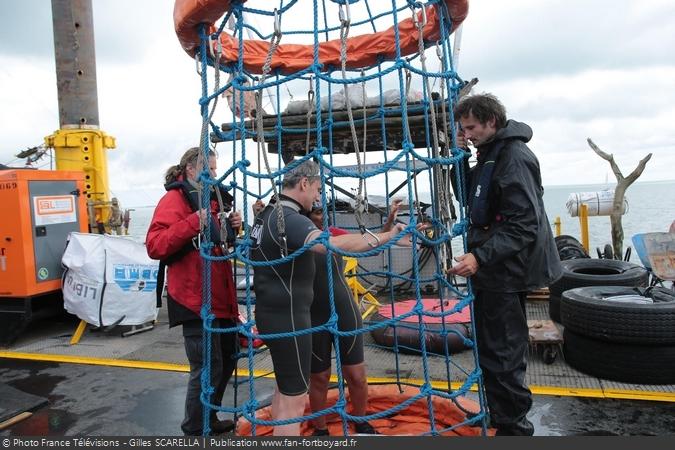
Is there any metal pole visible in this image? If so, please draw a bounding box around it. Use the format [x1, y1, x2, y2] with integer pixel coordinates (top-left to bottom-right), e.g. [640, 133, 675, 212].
[579, 204, 590, 252]
[452, 24, 463, 72]
[51, 0, 99, 128]
[554, 216, 562, 237]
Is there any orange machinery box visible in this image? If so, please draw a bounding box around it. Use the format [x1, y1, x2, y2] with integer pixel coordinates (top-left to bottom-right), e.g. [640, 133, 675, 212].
[0, 169, 88, 298]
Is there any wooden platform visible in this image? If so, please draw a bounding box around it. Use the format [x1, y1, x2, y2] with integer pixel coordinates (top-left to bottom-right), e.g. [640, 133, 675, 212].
[527, 288, 550, 301]
[216, 98, 453, 162]
[528, 319, 562, 345]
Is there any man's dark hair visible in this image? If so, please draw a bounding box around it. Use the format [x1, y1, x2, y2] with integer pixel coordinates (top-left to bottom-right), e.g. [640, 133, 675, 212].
[453, 93, 507, 129]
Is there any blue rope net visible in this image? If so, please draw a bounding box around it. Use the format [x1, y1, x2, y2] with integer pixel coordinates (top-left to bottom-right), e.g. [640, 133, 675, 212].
[189, 0, 486, 436]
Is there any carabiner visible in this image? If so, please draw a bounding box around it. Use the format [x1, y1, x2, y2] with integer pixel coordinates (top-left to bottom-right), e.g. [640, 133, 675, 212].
[360, 226, 380, 249]
[339, 1, 351, 26]
[195, 52, 202, 76]
[307, 76, 315, 104]
[207, 35, 216, 60]
[279, 234, 288, 258]
[273, 8, 282, 38]
[192, 233, 201, 251]
[405, 69, 412, 95]
[411, 2, 427, 28]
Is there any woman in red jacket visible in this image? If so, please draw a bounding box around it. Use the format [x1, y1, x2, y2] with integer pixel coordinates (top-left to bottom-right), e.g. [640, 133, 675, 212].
[146, 147, 241, 436]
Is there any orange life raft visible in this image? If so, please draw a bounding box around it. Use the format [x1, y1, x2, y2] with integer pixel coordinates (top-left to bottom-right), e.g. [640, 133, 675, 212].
[174, 0, 469, 75]
[236, 384, 490, 436]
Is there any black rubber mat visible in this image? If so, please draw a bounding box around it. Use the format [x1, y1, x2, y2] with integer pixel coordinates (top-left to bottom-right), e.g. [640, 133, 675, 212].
[0, 382, 48, 423]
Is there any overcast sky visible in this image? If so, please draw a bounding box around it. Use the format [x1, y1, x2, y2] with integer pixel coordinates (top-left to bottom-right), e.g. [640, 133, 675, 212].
[1, 0, 674, 208]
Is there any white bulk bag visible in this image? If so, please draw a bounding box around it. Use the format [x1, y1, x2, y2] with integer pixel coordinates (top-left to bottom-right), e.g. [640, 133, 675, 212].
[61, 232, 159, 327]
[566, 190, 628, 217]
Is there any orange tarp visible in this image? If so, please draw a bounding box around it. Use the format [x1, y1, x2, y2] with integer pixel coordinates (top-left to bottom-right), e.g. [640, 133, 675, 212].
[236, 384, 492, 436]
[174, 0, 469, 75]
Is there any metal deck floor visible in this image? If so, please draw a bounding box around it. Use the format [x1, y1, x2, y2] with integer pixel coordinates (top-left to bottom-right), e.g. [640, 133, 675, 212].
[2, 302, 674, 402]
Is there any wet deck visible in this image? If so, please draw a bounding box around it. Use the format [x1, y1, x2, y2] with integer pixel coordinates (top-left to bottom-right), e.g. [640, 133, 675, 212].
[2, 299, 675, 436]
[1, 302, 673, 403]
[2, 353, 675, 436]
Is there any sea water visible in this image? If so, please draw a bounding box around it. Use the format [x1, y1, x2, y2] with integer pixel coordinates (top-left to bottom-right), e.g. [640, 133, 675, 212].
[126, 180, 675, 265]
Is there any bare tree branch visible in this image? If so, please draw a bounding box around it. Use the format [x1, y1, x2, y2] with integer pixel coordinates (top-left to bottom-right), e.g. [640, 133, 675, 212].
[624, 153, 653, 185]
[458, 77, 479, 99]
[587, 138, 623, 181]
[586, 138, 651, 259]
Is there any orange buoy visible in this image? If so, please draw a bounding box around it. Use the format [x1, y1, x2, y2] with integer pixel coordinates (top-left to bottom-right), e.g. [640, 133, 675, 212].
[174, 0, 469, 75]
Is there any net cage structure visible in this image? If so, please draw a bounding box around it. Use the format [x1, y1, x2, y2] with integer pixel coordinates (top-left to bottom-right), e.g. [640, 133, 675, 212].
[173, 0, 487, 436]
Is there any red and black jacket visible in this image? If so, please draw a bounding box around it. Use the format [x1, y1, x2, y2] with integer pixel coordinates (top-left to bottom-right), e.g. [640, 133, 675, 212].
[146, 177, 238, 321]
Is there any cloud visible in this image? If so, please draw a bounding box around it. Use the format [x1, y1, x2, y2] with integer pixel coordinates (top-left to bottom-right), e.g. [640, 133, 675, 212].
[0, 0, 158, 62]
[497, 66, 675, 120]
[0, 0, 53, 57]
[1, 0, 674, 208]
[90, 1, 166, 63]
[488, 65, 675, 185]
[460, 0, 675, 81]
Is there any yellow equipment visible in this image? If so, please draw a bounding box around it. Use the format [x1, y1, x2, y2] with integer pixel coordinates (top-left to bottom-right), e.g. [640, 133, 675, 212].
[44, 129, 116, 231]
[343, 256, 382, 320]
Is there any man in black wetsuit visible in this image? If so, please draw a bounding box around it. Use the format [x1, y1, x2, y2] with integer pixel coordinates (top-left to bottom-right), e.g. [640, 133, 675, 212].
[250, 160, 405, 436]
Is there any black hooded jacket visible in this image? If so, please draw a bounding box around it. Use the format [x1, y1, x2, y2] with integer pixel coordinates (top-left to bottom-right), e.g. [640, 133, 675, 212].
[465, 120, 562, 292]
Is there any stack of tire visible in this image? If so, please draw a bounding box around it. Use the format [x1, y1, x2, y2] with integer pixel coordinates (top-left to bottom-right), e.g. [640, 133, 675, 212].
[560, 286, 675, 384]
[548, 258, 649, 322]
[555, 235, 590, 262]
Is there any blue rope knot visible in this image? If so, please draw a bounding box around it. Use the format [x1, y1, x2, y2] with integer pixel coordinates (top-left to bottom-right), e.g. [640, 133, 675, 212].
[418, 383, 434, 396]
[233, 73, 248, 85]
[200, 241, 215, 255]
[452, 220, 468, 236]
[324, 314, 338, 330]
[239, 319, 254, 335]
[236, 238, 253, 250]
[411, 301, 425, 316]
[462, 335, 475, 348]
[199, 311, 216, 323]
[246, 399, 259, 413]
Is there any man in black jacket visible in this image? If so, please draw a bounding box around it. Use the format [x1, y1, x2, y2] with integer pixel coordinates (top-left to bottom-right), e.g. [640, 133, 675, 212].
[448, 93, 562, 436]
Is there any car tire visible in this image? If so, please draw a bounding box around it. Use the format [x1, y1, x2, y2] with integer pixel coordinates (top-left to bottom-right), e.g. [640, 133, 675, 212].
[563, 329, 675, 385]
[560, 286, 675, 344]
[548, 259, 649, 322]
